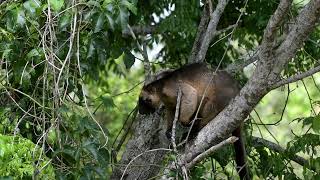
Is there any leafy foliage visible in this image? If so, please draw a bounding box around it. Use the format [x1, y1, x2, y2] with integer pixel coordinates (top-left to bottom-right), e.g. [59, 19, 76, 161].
[0, 134, 55, 179]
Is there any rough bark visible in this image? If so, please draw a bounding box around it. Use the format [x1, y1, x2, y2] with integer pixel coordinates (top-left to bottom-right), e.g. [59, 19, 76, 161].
[111, 112, 169, 180]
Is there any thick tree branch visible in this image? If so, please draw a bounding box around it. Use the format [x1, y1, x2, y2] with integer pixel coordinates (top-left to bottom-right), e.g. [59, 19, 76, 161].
[188, 3, 210, 64]
[175, 0, 320, 171]
[111, 111, 169, 180]
[190, 0, 230, 63]
[261, 0, 293, 47]
[274, 0, 320, 72]
[271, 64, 320, 89]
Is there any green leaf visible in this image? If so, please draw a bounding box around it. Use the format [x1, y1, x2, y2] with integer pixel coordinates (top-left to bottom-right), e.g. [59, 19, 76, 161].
[100, 95, 115, 108]
[312, 115, 320, 133]
[87, 0, 101, 7]
[16, 8, 26, 27]
[97, 148, 109, 166]
[103, 0, 114, 7]
[122, 0, 137, 15]
[49, 0, 64, 12]
[53, 146, 77, 164]
[5, 3, 19, 11]
[59, 13, 71, 29]
[2, 49, 12, 59]
[82, 139, 98, 160]
[105, 13, 115, 30]
[23, 0, 41, 15]
[94, 14, 105, 33]
[114, 53, 128, 74]
[303, 116, 320, 133]
[26, 48, 40, 58]
[118, 8, 128, 30]
[123, 50, 135, 69]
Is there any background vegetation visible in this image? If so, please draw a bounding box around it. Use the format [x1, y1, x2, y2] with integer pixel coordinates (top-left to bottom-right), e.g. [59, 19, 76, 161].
[0, 0, 319, 179]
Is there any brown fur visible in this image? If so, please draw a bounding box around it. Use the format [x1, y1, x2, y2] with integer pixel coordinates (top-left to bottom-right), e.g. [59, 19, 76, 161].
[139, 63, 240, 132]
[138, 62, 250, 180]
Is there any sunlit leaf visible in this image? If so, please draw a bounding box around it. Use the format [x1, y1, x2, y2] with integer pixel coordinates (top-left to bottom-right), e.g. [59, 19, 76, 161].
[49, 0, 64, 12]
[16, 8, 26, 27]
[122, 0, 137, 15]
[26, 48, 40, 58]
[23, 0, 41, 15]
[313, 115, 320, 133]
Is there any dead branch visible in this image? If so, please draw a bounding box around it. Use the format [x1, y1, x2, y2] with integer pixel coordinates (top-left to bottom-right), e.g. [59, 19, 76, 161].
[171, 83, 182, 152]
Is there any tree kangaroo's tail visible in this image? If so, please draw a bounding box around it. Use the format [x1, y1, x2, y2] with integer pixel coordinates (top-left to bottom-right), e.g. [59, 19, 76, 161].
[232, 127, 251, 180]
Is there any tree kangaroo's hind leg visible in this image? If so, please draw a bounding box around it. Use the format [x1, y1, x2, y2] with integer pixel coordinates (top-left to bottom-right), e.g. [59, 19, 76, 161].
[165, 82, 198, 139]
[179, 82, 198, 127]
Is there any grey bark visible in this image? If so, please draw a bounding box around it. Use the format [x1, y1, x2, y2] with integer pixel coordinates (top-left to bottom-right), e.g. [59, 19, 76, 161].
[111, 112, 169, 180]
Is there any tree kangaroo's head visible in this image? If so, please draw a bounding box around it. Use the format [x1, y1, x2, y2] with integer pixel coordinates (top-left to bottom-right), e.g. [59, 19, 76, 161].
[138, 84, 161, 115]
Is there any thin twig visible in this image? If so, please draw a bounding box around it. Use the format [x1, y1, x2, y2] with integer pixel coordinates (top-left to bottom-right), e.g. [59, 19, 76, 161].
[251, 136, 314, 170]
[186, 136, 238, 169]
[171, 82, 182, 152]
[271, 64, 320, 89]
[76, 14, 108, 148]
[127, 24, 151, 82]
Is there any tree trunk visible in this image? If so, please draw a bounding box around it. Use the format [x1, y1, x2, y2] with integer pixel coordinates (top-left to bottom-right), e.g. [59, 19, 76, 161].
[111, 112, 169, 180]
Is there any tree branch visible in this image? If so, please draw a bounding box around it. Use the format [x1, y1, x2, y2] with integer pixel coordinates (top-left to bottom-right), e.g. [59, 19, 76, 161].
[252, 137, 311, 169]
[188, 3, 210, 64]
[122, 25, 156, 37]
[261, 0, 293, 48]
[111, 111, 169, 180]
[273, 0, 320, 73]
[126, 24, 152, 82]
[224, 48, 259, 74]
[174, 0, 320, 171]
[186, 136, 238, 169]
[271, 64, 320, 89]
[190, 0, 230, 63]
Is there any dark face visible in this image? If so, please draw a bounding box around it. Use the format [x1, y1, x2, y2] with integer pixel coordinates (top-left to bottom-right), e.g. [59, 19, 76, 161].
[138, 85, 161, 115]
[138, 96, 156, 114]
